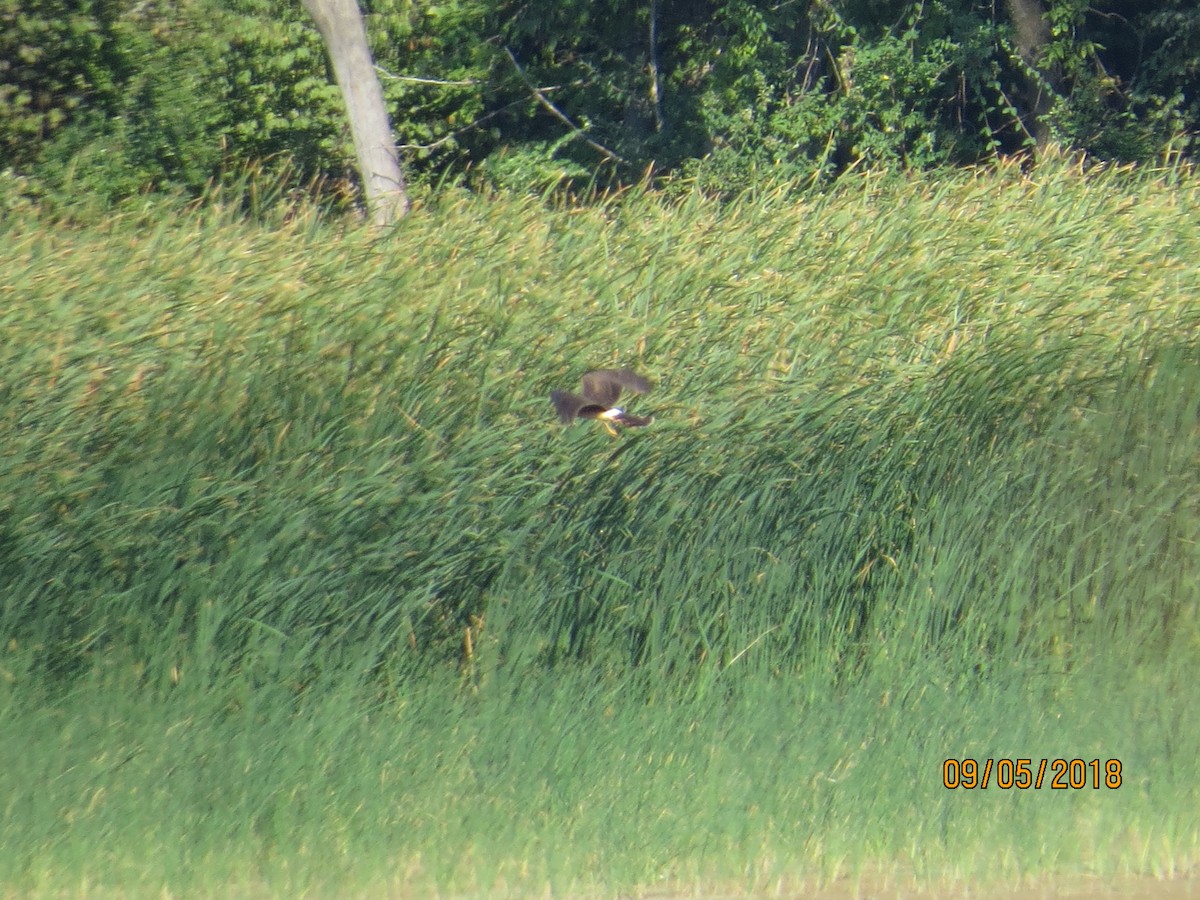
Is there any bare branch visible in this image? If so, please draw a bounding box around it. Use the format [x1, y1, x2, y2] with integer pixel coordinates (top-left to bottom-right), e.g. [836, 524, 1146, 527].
[503, 47, 629, 166]
[374, 65, 481, 87]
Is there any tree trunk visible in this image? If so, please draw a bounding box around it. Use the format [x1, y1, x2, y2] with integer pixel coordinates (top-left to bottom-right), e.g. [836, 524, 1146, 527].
[1005, 0, 1060, 152]
[301, 0, 409, 225]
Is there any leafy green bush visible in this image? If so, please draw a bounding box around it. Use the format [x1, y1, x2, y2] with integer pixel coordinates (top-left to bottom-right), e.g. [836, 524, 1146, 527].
[684, 5, 1013, 191]
[4, 0, 1200, 205]
[0, 0, 133, 171]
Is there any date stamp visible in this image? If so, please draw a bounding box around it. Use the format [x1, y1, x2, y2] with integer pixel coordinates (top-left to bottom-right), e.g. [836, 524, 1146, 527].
[943, 758, 1122, 790]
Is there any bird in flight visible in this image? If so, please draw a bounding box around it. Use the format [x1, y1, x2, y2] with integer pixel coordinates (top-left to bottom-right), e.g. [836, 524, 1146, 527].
[551, 368, 654, 436]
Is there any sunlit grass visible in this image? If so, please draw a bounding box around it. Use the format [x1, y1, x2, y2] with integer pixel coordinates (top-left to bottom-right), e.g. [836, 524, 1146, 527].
[1, 160, 1198, 895]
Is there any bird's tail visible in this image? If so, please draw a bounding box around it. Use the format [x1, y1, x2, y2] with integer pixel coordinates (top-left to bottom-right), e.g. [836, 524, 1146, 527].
[614, 412, 654, 428]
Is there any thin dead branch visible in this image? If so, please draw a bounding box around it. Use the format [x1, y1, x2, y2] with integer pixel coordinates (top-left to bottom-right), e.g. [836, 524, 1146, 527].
[503, 47, 629, 166]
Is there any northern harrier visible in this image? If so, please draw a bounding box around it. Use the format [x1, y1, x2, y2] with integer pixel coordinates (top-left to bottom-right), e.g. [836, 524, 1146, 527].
[551, 368, 654, 436]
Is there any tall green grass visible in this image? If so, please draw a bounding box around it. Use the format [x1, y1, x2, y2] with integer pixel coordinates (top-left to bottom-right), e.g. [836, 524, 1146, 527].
[1, 162, 1197, 895]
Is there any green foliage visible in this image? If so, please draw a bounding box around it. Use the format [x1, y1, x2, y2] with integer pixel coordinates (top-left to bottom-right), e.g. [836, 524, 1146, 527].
[0, 0, 132, 171]
[1135, 1, 1200, 143]
[475, 138, 594, 193]
[36, 18, 228, 202]
[211, 2, 346, 183]
[371, 0, 494, 171]
[685, 4, 1015, 190]
[3, 0, 352, 206]
[4, 0, 1200, 215]
[990, 0, 1197, 163]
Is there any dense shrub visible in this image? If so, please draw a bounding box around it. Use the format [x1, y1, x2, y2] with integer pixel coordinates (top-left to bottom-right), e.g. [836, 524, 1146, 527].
[2, 0, 1197, 204]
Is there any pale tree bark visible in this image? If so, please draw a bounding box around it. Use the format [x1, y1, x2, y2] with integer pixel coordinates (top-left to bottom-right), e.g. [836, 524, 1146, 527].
[302, 0, 409, 225]
[1005, 0, 1060, 152]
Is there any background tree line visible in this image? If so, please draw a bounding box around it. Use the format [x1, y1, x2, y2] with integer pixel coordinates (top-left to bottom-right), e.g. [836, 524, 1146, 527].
[2, 0, 1197, 208]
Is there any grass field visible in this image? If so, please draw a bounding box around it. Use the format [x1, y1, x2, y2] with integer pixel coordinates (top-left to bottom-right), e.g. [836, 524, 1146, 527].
[1, 160, 1198, 897]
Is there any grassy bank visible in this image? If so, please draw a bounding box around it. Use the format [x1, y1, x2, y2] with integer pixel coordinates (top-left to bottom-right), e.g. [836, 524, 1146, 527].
[1, 162, 1198, 895]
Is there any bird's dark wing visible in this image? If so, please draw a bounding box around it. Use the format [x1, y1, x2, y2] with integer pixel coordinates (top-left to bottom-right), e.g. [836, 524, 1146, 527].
[551, 390, 587, 423]
[580, 369, 652, 407]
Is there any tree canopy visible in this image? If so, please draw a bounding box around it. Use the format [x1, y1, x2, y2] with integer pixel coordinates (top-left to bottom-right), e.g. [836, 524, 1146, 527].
[2, 0, 1196, 208]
